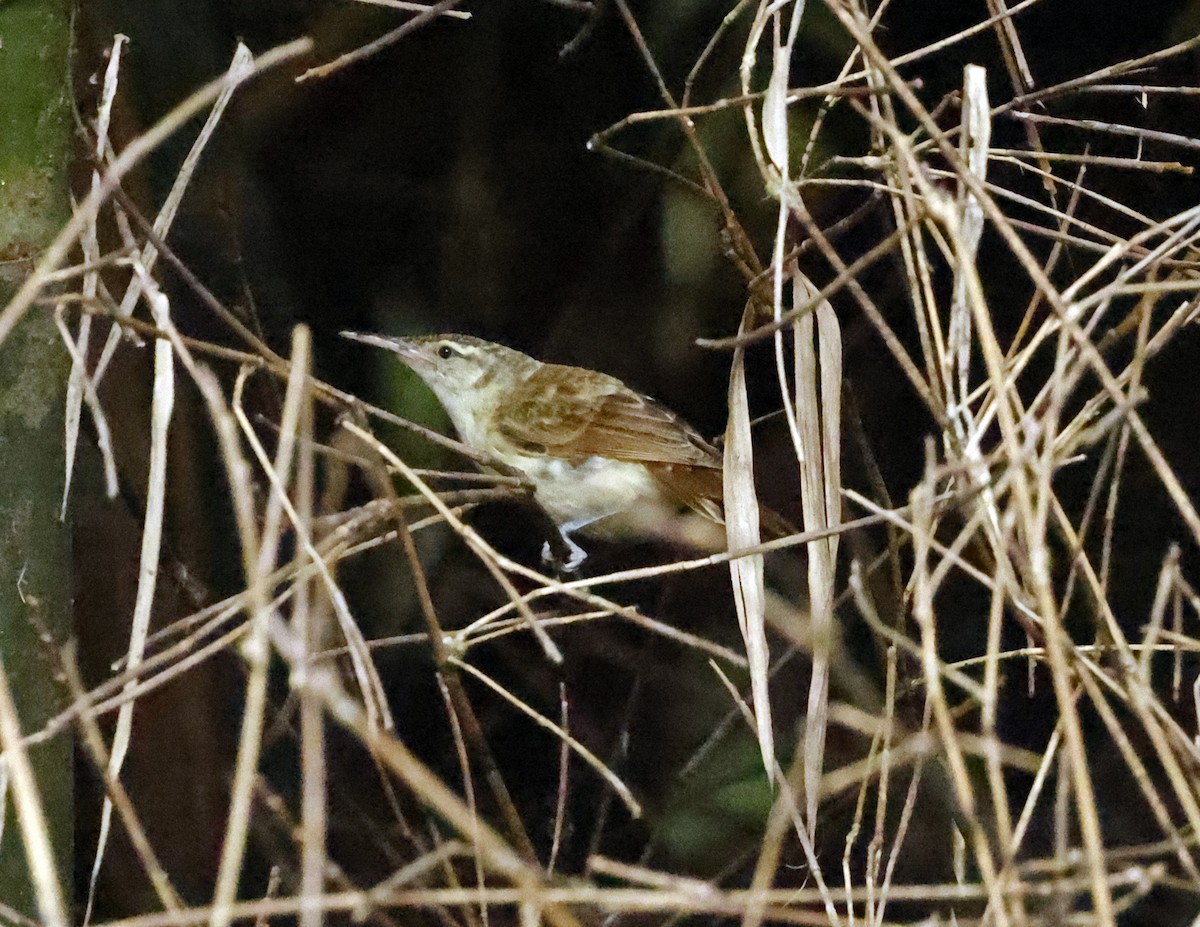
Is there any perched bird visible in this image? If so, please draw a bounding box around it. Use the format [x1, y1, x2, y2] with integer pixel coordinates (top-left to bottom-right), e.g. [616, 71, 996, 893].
[343, 331, 781, 569]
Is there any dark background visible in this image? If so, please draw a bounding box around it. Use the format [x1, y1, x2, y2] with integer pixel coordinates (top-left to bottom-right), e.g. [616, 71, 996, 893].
[68, 0, 1200, 922]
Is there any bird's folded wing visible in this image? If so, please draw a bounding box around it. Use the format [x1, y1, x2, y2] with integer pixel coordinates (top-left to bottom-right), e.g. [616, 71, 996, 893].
[495, 365, 721, 468]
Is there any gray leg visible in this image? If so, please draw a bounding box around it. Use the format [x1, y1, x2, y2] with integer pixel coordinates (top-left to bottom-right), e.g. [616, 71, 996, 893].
[541, 518, 598, 572]
[541, 535, 588, 572]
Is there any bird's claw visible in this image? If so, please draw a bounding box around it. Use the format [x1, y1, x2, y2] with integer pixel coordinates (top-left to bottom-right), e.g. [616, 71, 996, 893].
[541, 537, 587, 573]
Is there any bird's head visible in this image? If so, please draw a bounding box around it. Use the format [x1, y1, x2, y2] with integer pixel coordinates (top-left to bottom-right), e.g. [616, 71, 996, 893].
[341, 332, 539, 437]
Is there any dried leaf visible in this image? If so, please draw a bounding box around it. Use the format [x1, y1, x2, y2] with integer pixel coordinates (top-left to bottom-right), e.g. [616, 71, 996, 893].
[725, 305, 774, 779]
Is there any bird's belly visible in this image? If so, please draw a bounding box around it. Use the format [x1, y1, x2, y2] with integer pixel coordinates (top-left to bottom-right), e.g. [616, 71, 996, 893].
[510, 454, 663, 532]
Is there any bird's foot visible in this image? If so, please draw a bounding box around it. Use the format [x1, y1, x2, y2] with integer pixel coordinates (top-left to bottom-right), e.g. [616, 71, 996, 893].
[541, 535, 588, 573]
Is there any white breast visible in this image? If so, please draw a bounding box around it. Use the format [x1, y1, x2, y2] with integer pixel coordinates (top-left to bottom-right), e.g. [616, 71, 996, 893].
[507, 453, 665, 534]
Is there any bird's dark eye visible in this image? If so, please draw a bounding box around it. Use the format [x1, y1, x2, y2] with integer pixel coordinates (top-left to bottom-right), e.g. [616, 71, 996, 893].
[437, 344, 454, 360]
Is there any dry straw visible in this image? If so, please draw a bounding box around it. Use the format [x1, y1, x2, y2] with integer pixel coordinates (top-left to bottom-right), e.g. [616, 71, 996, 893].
[4, 2, 1200, 926]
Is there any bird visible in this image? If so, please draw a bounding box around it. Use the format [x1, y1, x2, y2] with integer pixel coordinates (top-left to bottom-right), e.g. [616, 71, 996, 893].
[342, 331, 786, 569]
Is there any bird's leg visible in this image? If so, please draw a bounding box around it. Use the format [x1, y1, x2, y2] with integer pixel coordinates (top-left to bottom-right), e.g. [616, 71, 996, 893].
[542, 535, 587, 572]
[541, 518, 597, 572]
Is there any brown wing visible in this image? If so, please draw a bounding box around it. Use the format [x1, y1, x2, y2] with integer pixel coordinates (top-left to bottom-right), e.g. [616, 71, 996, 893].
[494, 364, 799, 533]
[494, 364, 724, 520]
[495, 364, 721, 468]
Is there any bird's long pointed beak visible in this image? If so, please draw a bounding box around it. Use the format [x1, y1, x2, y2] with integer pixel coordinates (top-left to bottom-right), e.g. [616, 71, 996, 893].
[340, 330, 419, 360]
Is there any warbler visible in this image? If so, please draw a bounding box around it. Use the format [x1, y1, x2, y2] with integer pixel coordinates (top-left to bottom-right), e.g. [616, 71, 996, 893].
[343, 331, 783, 569]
